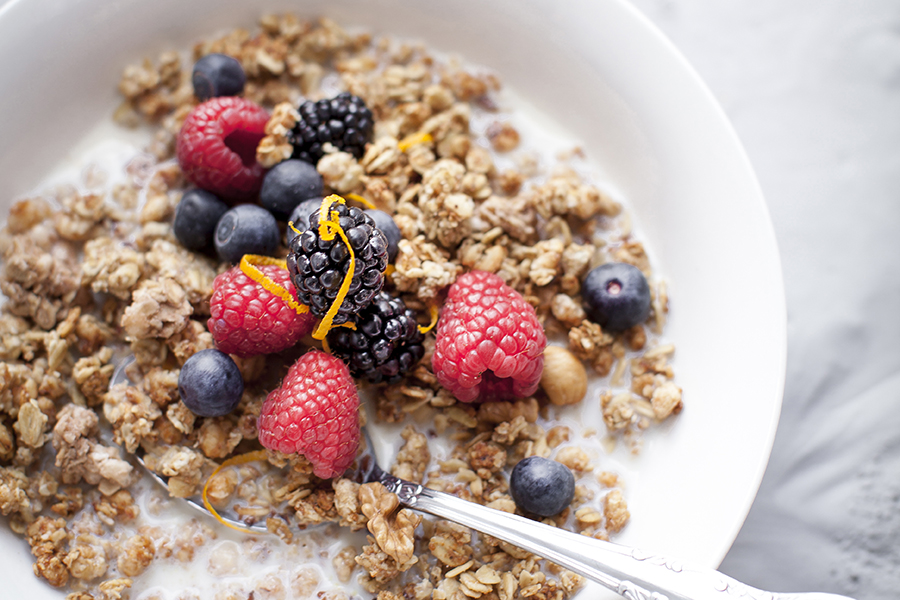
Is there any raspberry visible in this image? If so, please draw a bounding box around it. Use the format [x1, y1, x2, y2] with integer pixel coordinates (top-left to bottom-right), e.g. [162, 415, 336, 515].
[257, 350, 360, 479]
[176, 97, 269, 201]
[208, 264, 315, 357]
[432, 271, 547, 403]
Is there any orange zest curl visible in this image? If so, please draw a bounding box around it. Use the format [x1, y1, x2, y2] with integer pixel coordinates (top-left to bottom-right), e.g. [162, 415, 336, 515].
[239, 255, 308, 315]
[312, 195, 356, 340]
[345, 193, 377, 210]
[202, 449, 270, 535]
[418, 303, 440, 334]
[398, 131, 433, 152]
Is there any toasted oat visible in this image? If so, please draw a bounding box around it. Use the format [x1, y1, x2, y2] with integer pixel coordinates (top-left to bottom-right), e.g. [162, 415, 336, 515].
[527, 169, 621, 221]
[604, 489, 630, 533]
[26, 516, 70, 587]
[487, 121, 521, 152]
[81, 238, 146, 300]
[0, 233, 80, 329]
[64, 542, 108, 581]
[146, 446, 207, 498]
[391, 235, 461, 300]
[650, 381, 683, 420]
[417, 159, 475, 248]
[555, 447, 591, 472]
[103, 384, 161, 454]
[601, 391, 635, 432]
[120, 277, 192, 340]
[117, 534, 155, 577]
[53, 404, 135, 495]
[568, 320, 615, 376]
[392, 425, 431, 482]
[429, 520, 472, 567]
[318, 152, 365, 194]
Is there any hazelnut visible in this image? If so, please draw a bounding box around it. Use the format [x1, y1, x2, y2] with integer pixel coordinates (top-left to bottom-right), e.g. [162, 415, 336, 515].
[540, 346, 588, 406]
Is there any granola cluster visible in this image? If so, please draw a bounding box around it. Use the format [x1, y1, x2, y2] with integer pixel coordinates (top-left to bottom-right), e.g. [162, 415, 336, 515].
[0, 14, 683, 600]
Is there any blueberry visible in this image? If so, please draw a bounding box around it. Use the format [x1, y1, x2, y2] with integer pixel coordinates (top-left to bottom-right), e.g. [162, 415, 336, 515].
[177, 349, 244, 417]
[192, 53, 246, 101]
[260, 159, 325, 221]
[214, 204, 280, 264]
[287, 197, 325, 245]
[582, 262, 651, 332]
[364, 209, 401, 262]
[509, 456, 575, 517]
[172, 189, 229, 251]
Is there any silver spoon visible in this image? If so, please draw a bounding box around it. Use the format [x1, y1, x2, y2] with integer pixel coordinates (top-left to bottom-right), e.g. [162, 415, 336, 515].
[368, 452, 854, 600]
[111, 358, 854, 600]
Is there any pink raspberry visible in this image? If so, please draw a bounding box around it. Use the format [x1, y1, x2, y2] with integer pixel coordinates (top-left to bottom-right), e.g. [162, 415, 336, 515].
[176, 97, 269, 201]
[432, 271, 547, 403]
[257, 350, 360, 479]
[208, 264, 314, 358]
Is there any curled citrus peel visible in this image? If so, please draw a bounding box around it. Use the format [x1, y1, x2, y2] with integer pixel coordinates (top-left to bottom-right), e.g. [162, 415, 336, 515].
[311, 194, 356, 341]
[419, 303, 439, 334]
[201, 449, 269, 534]
[239, 255, 308, 315]
[398, 131, 433, 152]
[345, 193, 377, 210]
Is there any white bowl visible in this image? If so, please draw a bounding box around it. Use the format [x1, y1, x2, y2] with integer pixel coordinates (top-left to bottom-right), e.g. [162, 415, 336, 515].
[0, 0, 786, 598]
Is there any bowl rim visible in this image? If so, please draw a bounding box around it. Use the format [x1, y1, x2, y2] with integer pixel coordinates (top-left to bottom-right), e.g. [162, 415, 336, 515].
[616, 0, 787, 564]
[0, 0, 787, 589]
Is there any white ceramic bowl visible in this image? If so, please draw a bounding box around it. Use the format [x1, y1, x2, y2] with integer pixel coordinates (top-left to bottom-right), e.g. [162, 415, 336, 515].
[0, 0, 786, 598]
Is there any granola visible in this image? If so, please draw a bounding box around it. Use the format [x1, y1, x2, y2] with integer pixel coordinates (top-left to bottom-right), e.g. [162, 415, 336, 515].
[0, 14, 684, 600]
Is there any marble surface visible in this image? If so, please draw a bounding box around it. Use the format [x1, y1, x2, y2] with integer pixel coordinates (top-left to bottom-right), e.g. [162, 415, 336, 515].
[626, 1, 900, 598]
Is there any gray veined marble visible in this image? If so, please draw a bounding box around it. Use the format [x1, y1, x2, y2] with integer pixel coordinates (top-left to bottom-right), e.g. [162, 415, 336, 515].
[627, 1, 900, 598]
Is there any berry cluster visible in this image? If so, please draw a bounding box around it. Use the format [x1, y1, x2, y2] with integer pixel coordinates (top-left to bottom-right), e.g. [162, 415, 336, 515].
[170, 55, 560, 485]
[174, 56, 376, 268]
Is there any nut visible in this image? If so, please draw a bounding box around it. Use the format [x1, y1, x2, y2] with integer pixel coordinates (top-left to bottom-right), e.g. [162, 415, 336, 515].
[540, 346, 588, 406]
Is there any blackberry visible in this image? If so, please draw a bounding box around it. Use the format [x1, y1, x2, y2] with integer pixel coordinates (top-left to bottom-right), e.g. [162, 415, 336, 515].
[327, 292, 425, 384]
[289, 92, 373, 164]
[286, 203, 388, 325]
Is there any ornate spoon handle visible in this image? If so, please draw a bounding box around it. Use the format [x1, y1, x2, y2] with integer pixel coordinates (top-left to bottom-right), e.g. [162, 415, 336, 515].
[379, 473, 854, 600]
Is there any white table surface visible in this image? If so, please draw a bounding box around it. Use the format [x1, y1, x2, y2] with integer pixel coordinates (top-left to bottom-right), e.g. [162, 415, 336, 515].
[627, 1, 900, 598]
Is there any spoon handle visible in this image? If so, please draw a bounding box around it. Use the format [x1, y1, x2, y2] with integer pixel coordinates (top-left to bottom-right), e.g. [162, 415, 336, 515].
[382, 475, 853, 600]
